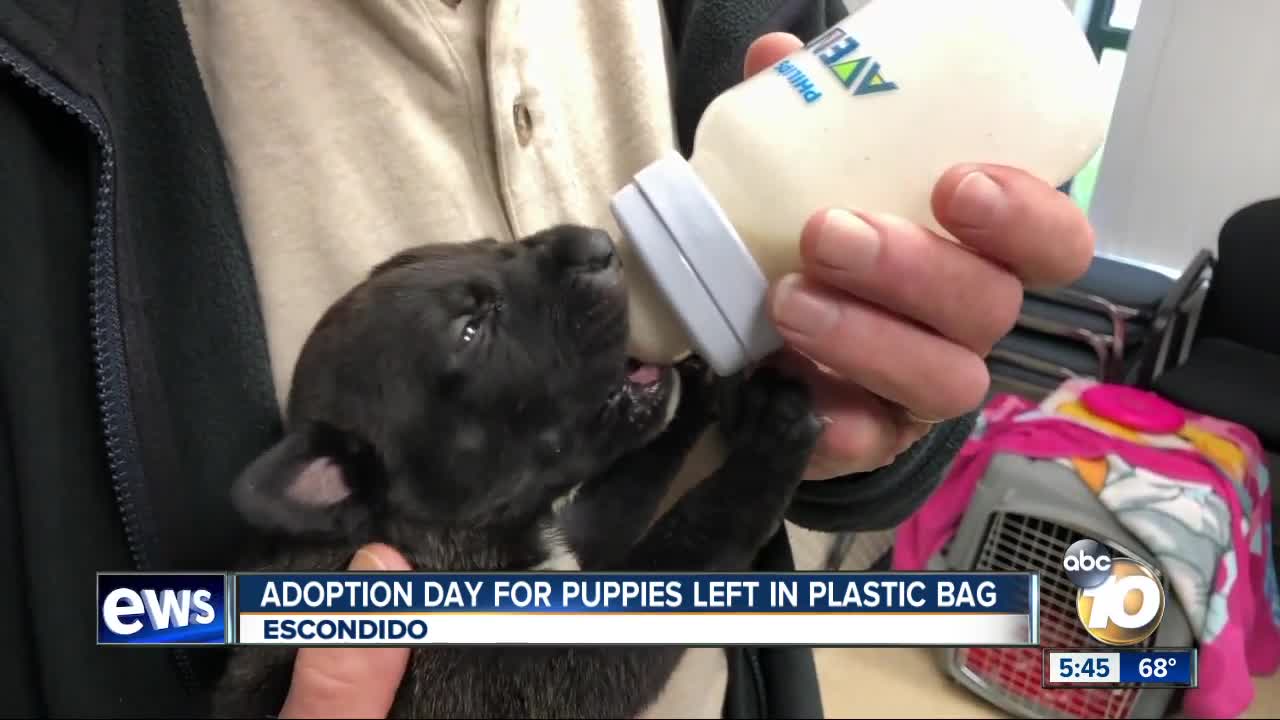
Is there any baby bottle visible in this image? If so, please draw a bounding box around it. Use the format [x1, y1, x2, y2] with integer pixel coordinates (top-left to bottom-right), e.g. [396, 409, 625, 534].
[610, 0, 1109, 376]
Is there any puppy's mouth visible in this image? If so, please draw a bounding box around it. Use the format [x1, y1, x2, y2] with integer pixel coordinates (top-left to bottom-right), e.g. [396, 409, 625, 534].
[600, 358, 681, 445]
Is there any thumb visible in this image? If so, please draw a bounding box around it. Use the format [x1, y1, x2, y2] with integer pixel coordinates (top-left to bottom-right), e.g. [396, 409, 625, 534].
[278, 544, 413, 719]
[743, 32, 804, 79]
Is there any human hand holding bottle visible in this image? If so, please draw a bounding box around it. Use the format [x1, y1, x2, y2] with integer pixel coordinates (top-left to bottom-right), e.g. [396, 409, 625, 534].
[742, 33, 1096, 481]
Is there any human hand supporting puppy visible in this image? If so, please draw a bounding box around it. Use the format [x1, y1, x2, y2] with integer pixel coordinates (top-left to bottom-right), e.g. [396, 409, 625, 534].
[742, 34, 1096, 481]
[276, 544, 410, 719]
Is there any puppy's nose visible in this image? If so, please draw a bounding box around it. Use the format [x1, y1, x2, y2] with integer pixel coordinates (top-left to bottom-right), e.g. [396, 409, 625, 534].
[558, 227, 618, 274]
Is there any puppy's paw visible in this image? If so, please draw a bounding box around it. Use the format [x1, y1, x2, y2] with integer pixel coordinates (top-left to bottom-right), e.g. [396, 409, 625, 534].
[719, 367, 823, 475]
[666, 355, 717, 436]
[675, 353, 714, 391]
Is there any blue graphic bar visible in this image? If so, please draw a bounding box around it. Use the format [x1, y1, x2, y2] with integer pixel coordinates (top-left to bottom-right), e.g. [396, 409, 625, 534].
[233, 572, 1035, 614]
[1118, 649, 1196, 685]
[1043, 647, 1198, 688]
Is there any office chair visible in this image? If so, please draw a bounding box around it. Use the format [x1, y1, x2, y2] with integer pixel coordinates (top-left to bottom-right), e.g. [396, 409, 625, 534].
[1149, 197, 1280, 453]
[988, 250, 1214, 394]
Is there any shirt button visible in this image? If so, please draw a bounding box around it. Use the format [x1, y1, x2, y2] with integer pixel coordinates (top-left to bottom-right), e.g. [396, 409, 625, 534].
[513, 101, 533, 146]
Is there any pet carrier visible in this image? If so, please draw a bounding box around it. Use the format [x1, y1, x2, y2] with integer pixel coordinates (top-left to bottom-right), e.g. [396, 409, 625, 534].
[929, 453, 1196, 720]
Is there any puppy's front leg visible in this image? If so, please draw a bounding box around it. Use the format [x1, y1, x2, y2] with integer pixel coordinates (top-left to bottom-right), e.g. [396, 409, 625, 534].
[561, 358, 715, 569]
[622, 367, 822, 572]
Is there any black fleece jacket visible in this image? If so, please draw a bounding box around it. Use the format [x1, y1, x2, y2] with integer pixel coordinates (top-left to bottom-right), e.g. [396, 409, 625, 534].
[0, 0, 974, 717]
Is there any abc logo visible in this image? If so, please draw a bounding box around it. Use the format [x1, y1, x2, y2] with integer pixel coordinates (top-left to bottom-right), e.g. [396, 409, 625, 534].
[1062, 539, 1165, 646]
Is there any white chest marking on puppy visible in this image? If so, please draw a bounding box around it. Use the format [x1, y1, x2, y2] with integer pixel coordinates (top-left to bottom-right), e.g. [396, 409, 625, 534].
[537, 483, 583, 571]
[550, 482, 581, 517]
[536, 526, 581, 571]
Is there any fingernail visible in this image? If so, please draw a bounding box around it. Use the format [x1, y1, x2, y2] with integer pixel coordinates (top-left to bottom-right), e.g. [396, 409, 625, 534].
[813, 209, 881, 270]
[773, 274, 839, 338]
[349, 548, 389, 572]
[948, 170, 1006, 228]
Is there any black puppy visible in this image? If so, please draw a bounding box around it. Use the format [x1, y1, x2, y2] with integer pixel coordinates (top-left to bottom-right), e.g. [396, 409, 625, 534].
[212, 225, 822, 719]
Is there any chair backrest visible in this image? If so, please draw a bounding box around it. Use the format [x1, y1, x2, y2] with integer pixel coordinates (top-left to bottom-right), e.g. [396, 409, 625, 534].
[1197, 196, 1280, 356]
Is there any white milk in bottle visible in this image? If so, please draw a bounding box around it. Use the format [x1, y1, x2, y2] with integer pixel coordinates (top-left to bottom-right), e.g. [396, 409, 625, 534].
[610, 0, 1109, 376]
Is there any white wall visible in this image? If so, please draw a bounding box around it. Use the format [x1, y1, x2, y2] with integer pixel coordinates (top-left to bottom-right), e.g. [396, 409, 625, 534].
[844, 1, 1084, 22]
[845, 0, 1082, 12]
[1088, 0, 1280, 273]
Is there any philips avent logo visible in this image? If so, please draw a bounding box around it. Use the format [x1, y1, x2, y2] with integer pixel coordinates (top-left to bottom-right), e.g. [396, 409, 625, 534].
[97, 572, 229, 645]
[1062, 539, 1166, 646]
[808, 26, 899, 96]
[776, 26, 900, 105]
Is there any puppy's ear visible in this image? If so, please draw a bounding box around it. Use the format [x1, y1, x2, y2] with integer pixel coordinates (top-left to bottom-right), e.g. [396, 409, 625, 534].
[231, 423, 378, 536]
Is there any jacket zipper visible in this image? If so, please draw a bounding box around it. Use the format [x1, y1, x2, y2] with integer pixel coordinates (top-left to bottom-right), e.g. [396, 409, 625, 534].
[0, 40, 200, 694]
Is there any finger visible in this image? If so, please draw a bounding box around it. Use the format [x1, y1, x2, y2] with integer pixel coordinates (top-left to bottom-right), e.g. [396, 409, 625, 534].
[744, 32, 803, 78]
[798, 208, 1023, 355]
[279, 544, 413, 720]
[931, 163, 1095, 288]
[770, 274, 990, 421]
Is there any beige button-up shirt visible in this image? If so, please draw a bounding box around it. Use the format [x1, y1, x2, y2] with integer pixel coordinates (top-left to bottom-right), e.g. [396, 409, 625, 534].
[179, 1, 836, 716]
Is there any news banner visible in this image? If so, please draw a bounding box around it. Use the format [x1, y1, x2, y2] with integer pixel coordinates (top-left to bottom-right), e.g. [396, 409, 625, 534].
[100, 572, 1037, 647]
[97, 537, 1201, 691]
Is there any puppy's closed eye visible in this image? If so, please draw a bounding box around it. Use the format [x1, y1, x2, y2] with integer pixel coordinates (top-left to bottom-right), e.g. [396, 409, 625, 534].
[454, 424, 488, 453]
[535, 429, 563, 465]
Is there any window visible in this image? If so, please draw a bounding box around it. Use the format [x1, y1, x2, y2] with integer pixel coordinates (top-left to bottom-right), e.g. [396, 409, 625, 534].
[1064, 0, 1141, 213]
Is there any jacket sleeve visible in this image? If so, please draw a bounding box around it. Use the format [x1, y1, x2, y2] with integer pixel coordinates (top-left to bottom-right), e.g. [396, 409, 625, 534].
[784, 410, 977, 533]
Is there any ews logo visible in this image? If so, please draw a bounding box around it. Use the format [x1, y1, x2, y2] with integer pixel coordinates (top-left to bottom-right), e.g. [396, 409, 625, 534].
[97, 573, 228, 645]
[1062, 540, 1166, 646]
